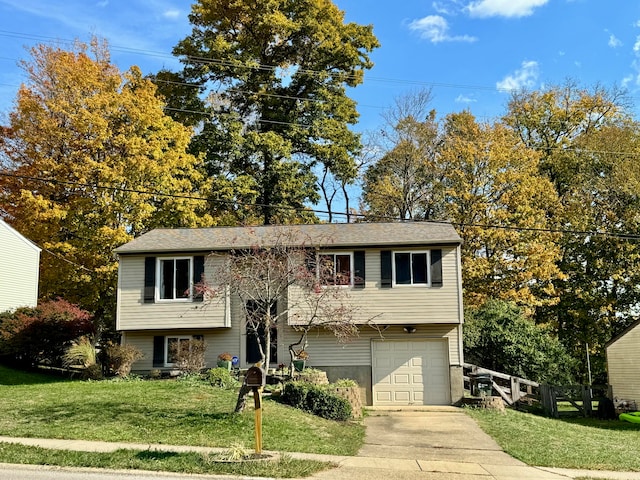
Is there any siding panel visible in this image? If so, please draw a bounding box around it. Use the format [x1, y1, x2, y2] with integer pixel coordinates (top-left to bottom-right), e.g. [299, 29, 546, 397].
[0, 221, 40, 311]
[117, 255, 228, 331]
[608, 325, 640, 405]
[281, 324, 460, 368]
[288, 247, 462, 326]
[123, 323, 242, 372]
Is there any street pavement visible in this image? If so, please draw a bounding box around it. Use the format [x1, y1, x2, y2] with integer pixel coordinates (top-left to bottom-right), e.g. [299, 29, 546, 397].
[2, 407, 640, 479]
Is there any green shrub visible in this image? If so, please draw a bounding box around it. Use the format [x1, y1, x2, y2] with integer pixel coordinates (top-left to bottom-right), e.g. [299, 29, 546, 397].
[333, 378, 358, 387]
[281, 382, 352, 421]
[282, 382, 312, 409]
[208, 367, 239, 389]
[464, 300, 576, 384]
[306, 388, 352, 421]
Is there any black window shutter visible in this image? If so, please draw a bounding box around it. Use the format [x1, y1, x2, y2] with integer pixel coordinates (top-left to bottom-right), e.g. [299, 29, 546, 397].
[431, 249, 443, 287]
[152, 336, 165, 367]
[144, 257, 156, 303]
[193, 256, 205, 302]
[380, 250, 392, 288]
[354, 251, 366, 289]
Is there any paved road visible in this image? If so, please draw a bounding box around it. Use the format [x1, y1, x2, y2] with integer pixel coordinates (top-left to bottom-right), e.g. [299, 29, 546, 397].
[0, 463, 259, 480]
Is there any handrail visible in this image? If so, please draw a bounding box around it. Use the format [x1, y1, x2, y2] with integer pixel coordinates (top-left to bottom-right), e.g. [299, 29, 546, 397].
[463, 363, 539, 387]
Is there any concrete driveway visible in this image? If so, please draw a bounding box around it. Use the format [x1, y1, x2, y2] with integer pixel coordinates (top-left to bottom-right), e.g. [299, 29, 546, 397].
[308, 407, 569, 480]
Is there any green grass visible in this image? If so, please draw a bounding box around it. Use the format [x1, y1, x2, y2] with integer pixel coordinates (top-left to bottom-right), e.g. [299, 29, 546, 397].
[0, 365, 364, 456]
[0, 442, 331, 478]
[467, 407, 640, 471]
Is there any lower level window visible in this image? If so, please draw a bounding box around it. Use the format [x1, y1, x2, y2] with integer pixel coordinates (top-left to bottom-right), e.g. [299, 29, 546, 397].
[166, 336, 192, 366]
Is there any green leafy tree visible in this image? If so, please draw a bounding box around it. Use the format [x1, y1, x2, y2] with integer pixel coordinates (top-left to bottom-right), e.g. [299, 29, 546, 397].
[464, 300, 576, 384]
[503, 81, 640, 380]
[0, 39, 213, 328]
[164, 0, 379, 224]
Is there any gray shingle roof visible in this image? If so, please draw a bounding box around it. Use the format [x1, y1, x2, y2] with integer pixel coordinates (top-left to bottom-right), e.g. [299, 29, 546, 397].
[114, 222, 461, 254]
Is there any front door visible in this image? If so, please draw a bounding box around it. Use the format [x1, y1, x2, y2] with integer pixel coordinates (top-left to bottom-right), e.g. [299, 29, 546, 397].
[245, 301, 277, 366]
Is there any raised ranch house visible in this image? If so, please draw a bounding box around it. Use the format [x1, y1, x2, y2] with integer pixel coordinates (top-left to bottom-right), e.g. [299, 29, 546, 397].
[114, 222, 465, 406]
[0, 219, 40, 312]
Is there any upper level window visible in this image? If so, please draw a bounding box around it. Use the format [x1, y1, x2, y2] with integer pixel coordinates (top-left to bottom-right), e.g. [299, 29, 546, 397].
[158, 257, 192, 300]
[318, 252, 353, 286]
[393, 251, 429, 286]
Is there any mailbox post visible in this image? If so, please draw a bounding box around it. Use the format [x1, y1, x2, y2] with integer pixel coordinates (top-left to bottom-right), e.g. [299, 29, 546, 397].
[245, 366, 266, 453]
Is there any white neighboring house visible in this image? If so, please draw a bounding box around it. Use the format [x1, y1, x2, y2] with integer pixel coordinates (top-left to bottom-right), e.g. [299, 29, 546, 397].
[0, 219, 41, 312]
[607, 321, 640, 406]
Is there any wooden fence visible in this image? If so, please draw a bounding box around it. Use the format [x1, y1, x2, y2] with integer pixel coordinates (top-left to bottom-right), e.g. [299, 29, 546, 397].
[463, 364, 612, 418]
[539, 384, 609, 418]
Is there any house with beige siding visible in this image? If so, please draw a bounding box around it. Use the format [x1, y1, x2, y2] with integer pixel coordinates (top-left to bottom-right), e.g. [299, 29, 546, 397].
[0, 219, 41, 312]
[114, 222, 465, 406]
[607, 321, 640, 406]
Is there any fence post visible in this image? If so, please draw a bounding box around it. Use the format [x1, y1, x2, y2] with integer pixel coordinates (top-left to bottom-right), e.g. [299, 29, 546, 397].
[511, 377, 520, 403]
[582, 386, 593, 417]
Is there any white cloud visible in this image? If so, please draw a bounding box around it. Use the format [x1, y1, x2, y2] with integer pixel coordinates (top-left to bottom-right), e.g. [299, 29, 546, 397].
[408, 15, 477, 43]
[432, 1, 458, 15]
[455, 94, 477, 103]
[465, 0, 548, 18]
[162, 9, 180, 19]
[608, 34, 622, 48]
[634, 35, 640, 52]
[496, 60, 539, 91]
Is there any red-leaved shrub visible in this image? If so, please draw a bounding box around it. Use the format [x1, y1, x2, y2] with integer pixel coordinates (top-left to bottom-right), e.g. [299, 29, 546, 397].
[0, 298, 94, 367]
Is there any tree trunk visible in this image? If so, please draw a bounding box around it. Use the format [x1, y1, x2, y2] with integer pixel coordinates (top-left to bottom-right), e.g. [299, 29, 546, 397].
[234, 384, 251, 413]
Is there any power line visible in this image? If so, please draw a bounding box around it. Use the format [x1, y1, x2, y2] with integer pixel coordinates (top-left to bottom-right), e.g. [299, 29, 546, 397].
[0, 29, 518, 96]
[2, 171, 640, 241]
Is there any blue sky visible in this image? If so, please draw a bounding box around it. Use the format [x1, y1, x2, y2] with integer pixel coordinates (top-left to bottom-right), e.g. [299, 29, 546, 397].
[1, 0, 640, 133]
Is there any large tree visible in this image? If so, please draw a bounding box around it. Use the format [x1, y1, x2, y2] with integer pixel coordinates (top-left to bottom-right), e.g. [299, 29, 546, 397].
[362, 106, 563, 311]
[362, 89, 445, 220]
[503, 82, 640, 380]
[161, 0, 379, 224]
[439, 111, 563, 310]
[0, 39, 213, 328]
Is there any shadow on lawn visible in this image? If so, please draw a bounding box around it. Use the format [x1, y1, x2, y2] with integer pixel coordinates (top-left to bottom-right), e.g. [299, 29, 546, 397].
[135, 450, 181, 461]
[0, 364, 70, 386]
[559, 416, 640, 431]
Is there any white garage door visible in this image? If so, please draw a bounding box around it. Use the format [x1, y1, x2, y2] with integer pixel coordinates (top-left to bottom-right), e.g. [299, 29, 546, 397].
[372, 339, 450, 406]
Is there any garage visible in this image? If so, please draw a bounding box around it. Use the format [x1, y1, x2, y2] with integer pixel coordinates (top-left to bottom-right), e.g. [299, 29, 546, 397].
[372, 339, 451, 406]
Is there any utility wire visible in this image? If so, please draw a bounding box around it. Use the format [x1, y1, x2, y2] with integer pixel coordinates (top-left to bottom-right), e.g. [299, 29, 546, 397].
[0, 29, 518, 95]
[2, 171, 640, 241]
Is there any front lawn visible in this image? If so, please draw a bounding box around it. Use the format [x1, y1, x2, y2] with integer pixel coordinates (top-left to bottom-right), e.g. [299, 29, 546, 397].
[0, 365, 364, 456]
[467, 407, 640, 471]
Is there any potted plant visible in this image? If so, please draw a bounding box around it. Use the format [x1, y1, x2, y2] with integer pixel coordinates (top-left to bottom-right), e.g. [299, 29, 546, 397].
[217, 352, 233, 371]
[292, 349, 308, 372]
